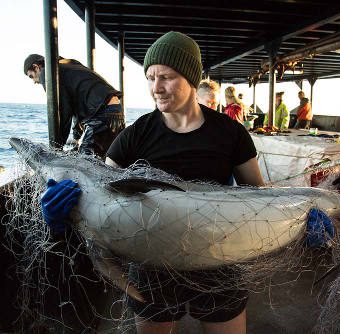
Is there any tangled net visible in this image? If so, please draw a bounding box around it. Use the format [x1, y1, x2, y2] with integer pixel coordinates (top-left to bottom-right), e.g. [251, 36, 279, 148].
[0, 157, 340, 333]
[0, 168, 133, 333]
[314, 275, 340, 334]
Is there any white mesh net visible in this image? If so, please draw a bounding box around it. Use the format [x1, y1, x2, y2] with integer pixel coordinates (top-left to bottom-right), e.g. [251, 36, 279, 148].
[1, 140, 339, 333]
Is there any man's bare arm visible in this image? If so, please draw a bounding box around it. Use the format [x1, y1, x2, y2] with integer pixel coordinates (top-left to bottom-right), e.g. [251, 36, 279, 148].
[233, 157, 265, 186]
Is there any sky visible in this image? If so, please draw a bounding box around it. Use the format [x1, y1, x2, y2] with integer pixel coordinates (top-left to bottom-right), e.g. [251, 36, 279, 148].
[0, 0, 154, 109]
[0, 0, 339, 115]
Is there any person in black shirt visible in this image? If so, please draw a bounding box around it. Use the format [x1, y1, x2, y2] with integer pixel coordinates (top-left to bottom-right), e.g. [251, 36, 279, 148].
[24, 54, 124, 158]
[106, 31, 264, 334]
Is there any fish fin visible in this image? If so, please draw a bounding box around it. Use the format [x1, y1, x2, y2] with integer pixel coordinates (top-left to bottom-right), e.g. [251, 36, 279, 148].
[106, 177, 185, 194]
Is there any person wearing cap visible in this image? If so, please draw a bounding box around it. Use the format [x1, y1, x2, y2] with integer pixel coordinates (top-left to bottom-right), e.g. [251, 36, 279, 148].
[105, 31, 264, 334]
[263, 92, 289, 130]
[196, 79, 220, 111]
[23, 54, 124, 158]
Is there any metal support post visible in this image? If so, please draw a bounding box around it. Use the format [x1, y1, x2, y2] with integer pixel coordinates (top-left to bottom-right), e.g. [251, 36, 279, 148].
[43, 0, 61, 148]
[265, 41, 280, 127]
[268, 56, 276, 127]
[218, 79, 222, 113]
[85, 1, 95, 70]
[308, 76, 317, 111]
[295, 80, 303, 90]
[118, 32, 125, 114]
[252, 83, 256, 113]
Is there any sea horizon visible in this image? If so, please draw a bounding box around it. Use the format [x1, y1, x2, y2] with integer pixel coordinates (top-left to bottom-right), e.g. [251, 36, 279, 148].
[0, 102, 152, 170]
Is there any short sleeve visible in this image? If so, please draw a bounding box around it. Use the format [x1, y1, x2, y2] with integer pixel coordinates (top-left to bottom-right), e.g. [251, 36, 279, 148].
[106, 125, 135, 167]
[233, 123, 257, 166]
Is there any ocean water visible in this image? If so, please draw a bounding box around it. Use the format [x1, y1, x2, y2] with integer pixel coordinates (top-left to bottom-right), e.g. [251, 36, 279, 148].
[0, 103, 151, 170]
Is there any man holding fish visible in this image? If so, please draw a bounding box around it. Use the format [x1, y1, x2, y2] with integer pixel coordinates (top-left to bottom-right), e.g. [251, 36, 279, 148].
[40, 31, 334, 334]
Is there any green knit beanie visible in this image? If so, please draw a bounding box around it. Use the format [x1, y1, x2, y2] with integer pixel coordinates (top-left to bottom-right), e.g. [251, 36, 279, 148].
[144, 31, 203, 88]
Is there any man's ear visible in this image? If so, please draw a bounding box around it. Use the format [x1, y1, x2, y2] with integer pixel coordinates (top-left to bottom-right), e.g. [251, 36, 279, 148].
[32, 64, 41, 71]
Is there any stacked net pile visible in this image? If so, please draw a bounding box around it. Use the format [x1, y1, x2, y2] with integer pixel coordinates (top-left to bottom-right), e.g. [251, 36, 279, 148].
[252, 133, 340, 187]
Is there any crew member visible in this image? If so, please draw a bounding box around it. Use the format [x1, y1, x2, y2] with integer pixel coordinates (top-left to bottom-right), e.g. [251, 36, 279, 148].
[24, 54, 124, 158]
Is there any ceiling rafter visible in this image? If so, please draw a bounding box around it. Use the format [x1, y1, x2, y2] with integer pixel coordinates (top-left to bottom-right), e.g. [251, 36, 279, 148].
[64, 0, 340, 83]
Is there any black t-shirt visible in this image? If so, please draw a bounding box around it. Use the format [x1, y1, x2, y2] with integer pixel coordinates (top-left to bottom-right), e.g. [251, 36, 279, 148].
[106, 105, 257, 185]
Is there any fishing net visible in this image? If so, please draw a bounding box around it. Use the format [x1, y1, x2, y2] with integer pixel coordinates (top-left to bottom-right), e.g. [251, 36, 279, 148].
[314, 276, 340, 334]
[0, 169, 132, 333]
[252, 133, 340, 187]
[1, 149, 340, 333]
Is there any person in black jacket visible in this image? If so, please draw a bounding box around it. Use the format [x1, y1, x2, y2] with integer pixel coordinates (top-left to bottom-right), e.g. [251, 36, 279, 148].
[23, 54, 124, 158]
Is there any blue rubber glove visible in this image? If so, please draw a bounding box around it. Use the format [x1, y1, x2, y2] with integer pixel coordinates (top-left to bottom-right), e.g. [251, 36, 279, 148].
[41, 179, 82, 233]
[306, 208, 335, 247]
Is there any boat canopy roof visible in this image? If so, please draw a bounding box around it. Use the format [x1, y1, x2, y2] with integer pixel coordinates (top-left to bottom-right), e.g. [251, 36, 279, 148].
[65, 0, 340, 84]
